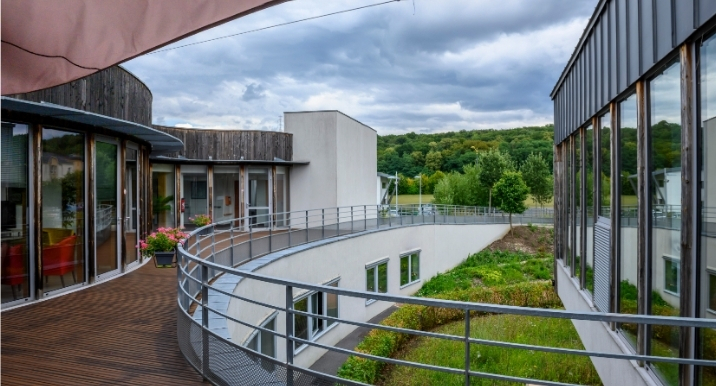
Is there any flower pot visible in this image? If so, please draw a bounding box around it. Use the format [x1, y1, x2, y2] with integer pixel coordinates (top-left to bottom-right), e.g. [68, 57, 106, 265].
[154, 251, 175, 267]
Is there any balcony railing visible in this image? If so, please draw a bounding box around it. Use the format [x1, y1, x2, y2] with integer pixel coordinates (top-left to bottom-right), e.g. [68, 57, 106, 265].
[176, 204, 715, 386]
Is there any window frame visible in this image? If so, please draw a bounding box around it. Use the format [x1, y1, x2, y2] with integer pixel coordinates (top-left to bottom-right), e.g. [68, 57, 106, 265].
[662, 255, 680, 296]
[245, 312, 277, 358]
[293, 278, 340, 353]
[707, 268, 716, 315]
[399, 250, 421, 288]
[366, 258, 389, 305]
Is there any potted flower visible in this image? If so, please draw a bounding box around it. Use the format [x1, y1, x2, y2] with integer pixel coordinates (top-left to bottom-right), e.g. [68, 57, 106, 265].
[139, 227, 189, 267]
[188, 214, 212, 235]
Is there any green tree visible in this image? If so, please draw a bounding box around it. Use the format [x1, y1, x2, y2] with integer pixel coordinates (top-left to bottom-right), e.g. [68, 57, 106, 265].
[477, 148, 513, 212]
[425, 150, 443, 172]
[520, 152, 553, 208]
[493, 171, 529, 233]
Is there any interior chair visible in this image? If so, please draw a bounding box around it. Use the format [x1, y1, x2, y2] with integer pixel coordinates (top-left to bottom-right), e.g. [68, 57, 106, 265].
[1, 243, 26, 300]
[42, 235, 77, 287]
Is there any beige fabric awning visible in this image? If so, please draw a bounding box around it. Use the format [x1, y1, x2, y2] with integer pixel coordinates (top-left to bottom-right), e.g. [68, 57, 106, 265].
[1, 0, 288, 95]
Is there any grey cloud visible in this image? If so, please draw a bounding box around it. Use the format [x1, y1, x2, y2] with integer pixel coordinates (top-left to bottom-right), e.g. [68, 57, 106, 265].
[242, 83, 266, 101]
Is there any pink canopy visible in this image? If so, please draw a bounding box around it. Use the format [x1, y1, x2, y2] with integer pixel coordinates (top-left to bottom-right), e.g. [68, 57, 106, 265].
[1, 0, 287, 95]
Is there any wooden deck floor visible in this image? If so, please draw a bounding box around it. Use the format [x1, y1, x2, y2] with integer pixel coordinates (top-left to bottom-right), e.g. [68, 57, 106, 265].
[1, 261, 204, 385]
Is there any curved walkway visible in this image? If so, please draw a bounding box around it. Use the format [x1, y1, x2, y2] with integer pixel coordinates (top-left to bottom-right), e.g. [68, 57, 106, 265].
[1, 261, 203, 385]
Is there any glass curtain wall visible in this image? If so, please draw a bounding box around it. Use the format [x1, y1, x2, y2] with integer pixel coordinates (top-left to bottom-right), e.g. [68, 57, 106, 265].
[1, 122, 30, 303]
[699, 31, 716, 385]
[181, 165, 208, 230]
[95, 140, 118, 277]
[585, 124, 594, 293]
[575, 131, 582, 278]
[566, 140, 572, 265]
[618, 94, 639, 348]
[124, 147, 138, 265]
[648, 60, 681, 385]
[599, 113, 611, 218]
[151, 164, 175, 230]
[213, 166, 240, 224]
[41, 128, 85, 292]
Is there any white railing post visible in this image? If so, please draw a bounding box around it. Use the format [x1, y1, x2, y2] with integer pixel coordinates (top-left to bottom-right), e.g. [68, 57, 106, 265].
[201, 263, 210, 380]
[285, 285, 295, 386]
[305, 211, 309, 243]
[322, 209, 325, 239]
[464, 308, 470, 386]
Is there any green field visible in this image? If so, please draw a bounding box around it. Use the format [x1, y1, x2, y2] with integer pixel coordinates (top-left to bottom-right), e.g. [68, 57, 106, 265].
[392, 194, 554, 208]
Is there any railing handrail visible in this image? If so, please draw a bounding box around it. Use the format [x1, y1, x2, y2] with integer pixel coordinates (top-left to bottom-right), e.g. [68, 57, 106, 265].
[175, 204, 715, 386]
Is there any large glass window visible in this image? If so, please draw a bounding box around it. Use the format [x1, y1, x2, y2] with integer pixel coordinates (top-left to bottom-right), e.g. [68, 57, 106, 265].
[599, 112, 611, 218]
[648, 59, 681, 385]
[574, 131, 582, 278]
[293, 279, 339, 351]
[181, 165, 208, 230]
[124, 147, 139, 265]
[213, 166, 240, 223]
[151, 164, 175, 230]
[247, 314, 276, 372]
[1, 122, 30, 303]
[95, 140, 118, 277]
[41, 128, 85, 292]
[565, 140, 571, 264]
[585, 124, 594, 293]
[618, 93, 638, 348]
[400, 252, 420, 287]
[247, 168, 270, 228]
[276, 167, 288, 227]
[698, 32, 716, 385]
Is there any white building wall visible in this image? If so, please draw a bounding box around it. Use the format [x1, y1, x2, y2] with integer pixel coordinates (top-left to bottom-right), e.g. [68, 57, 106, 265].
[227, 223, 509, 368]
[335, 112, 376, 208]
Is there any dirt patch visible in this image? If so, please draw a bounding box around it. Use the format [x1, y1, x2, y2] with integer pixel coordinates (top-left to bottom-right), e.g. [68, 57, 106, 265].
[487, 225, 553, 255]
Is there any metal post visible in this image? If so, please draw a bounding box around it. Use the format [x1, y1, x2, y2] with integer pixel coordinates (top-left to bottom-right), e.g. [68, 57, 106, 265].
[288, 220, 292, 247]
[322, 209, 325, 239]
[464, 308, 470, 386]
[305, 211, 309, 243]
[377, 205, 380, 229]
[400, 204, 403, 226]
[285, 285, 295, 386]
[269, 225, 272, 253]
[201, 263, 210, 380]
[229, 221, 235, 267]
[364, 205, 367, 231]
[337, 207, 340, 235]
[351, 206, 354, 234]
[249, 226, 253, 259]
[389, 205, 392, 227]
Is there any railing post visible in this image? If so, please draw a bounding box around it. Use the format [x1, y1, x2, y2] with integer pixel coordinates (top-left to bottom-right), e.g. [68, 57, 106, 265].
[351, 206, 354, 234]
[337, 207, 340, 235]
[389, 205, 392, 227]
[201, 263, 210, 380]
[377, 205, 380, 229]
[285, 285, 295, 386]
[400, 204, 403, 226]
[464, 308, 470, 386]
[229, 221, 235, 267]
[249, 225, 253, 259]
[305, 211, 309, 243]
[269, 225, 272, 252]
[364, 205, 367, 231]
[288, 219, 292, 247]
[322, 209, 325, 239]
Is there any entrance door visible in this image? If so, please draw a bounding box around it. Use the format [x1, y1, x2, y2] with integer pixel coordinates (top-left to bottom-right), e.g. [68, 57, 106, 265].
[124, 145, 139, 266]
[246, 168, 271, 228]
[95, 138, 120, 278]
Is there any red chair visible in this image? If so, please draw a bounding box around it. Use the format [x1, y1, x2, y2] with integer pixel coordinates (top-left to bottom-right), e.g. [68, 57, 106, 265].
[2, 243, 27, 300]
[42, 235, 77, 287]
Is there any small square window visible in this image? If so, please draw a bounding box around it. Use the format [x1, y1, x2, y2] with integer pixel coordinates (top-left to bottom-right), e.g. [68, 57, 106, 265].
[292, 279, 340, 351]
[366, 260, 388, 304]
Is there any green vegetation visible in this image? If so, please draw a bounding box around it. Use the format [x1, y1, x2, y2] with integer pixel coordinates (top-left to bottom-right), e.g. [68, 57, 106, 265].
[492, 171, 529, 232]
[338, 232, 603, 385]
[390, 194, 435, 205]
[520, 152, 554, 208]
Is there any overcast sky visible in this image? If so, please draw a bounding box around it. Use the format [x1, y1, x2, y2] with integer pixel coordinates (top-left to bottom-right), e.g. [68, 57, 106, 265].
[123, 0, 597, 135]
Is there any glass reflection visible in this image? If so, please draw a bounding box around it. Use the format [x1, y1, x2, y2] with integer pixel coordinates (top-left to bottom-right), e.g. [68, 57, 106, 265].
[152, 164, 175, 230]
[41, 128, 85, 292]
[648, 59, 681, 385]
[599, 113, 611, 218]
[618, 94, 638, 348]
[575, 131, 581, 278]
[1, 122, 30, 303]
[95, 141, 118, 276]
[585, 125, 594, 293]
[698, 32, 716, 386]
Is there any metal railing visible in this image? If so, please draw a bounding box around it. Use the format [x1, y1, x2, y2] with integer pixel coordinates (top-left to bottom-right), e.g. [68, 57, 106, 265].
[176, 204, 715, 386]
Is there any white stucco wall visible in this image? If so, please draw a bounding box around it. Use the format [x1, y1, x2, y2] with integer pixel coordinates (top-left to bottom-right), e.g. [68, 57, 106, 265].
[226, 223, 509, 368]
[285, 111, 376, 214]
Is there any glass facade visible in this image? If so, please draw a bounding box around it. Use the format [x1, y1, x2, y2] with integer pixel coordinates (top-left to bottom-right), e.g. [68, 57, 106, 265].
[247, 168, 270, 228]
[575, 131, 582, 278]
[618, 93, 638, 347]
[152, 164, 175, 230]
[41, 128, 85, 292]
[181, 165, 208, 230]
[699, 32, 716, 386]
[1, 122, 30, 303]
[95, 140, 118, 277]
[599, 112, 611, 218]
[585, 124, 594, 293]
[125, 147, 139, 265]
[648, 60, 681, 385]
[213, 166, 240, 223]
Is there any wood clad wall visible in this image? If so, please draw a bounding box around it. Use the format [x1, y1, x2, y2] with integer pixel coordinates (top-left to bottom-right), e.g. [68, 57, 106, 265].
[152, 125, 293, 161]
[8, 66, 152, 126]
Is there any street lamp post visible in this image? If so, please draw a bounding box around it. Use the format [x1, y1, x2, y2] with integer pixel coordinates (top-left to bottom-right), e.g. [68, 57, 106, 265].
[414, 174, 422, 211]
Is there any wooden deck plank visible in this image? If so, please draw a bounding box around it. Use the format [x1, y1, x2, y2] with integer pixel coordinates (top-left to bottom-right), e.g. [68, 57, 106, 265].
[1, 261, 204, 385]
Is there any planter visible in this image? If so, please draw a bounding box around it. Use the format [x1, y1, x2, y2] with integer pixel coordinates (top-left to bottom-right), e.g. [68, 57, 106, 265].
[154, 251, 176, 267]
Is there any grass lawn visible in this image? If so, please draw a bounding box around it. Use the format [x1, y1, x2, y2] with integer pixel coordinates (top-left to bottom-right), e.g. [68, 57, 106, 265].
[391, 194, 434, 205]
[383, 314, 601, 386]
[391, 194, 554, 208]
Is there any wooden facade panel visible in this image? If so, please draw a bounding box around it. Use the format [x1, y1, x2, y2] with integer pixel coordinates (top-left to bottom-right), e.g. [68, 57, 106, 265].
[152, 125, 293, 161]
[9, 66, 152, 127]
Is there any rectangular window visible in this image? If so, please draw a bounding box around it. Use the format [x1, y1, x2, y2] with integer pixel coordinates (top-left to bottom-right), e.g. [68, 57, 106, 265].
[293, 279, 339, 351]
[400, 252, 420, 287]
[709, 272, 716, 314]
[151, 164, 176, 230]
[662, 256, 680, 295]
[366, 259, 388, 304]
[246, 314, 276, 372]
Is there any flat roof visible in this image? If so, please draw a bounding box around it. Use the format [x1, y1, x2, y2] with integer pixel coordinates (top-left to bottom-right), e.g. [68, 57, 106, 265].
[1, 97, 184, 154]
[150, 155, 309, 166]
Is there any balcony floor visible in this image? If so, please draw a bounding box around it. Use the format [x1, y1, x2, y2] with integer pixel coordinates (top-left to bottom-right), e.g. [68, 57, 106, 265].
[1, 260, 204, 385]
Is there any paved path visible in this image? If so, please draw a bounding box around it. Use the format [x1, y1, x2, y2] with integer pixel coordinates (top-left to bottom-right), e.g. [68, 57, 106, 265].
[1, 261, 204, 385]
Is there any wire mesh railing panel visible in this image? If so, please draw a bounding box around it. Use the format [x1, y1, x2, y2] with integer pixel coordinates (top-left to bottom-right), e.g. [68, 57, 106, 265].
[177, 309, 203, 373]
